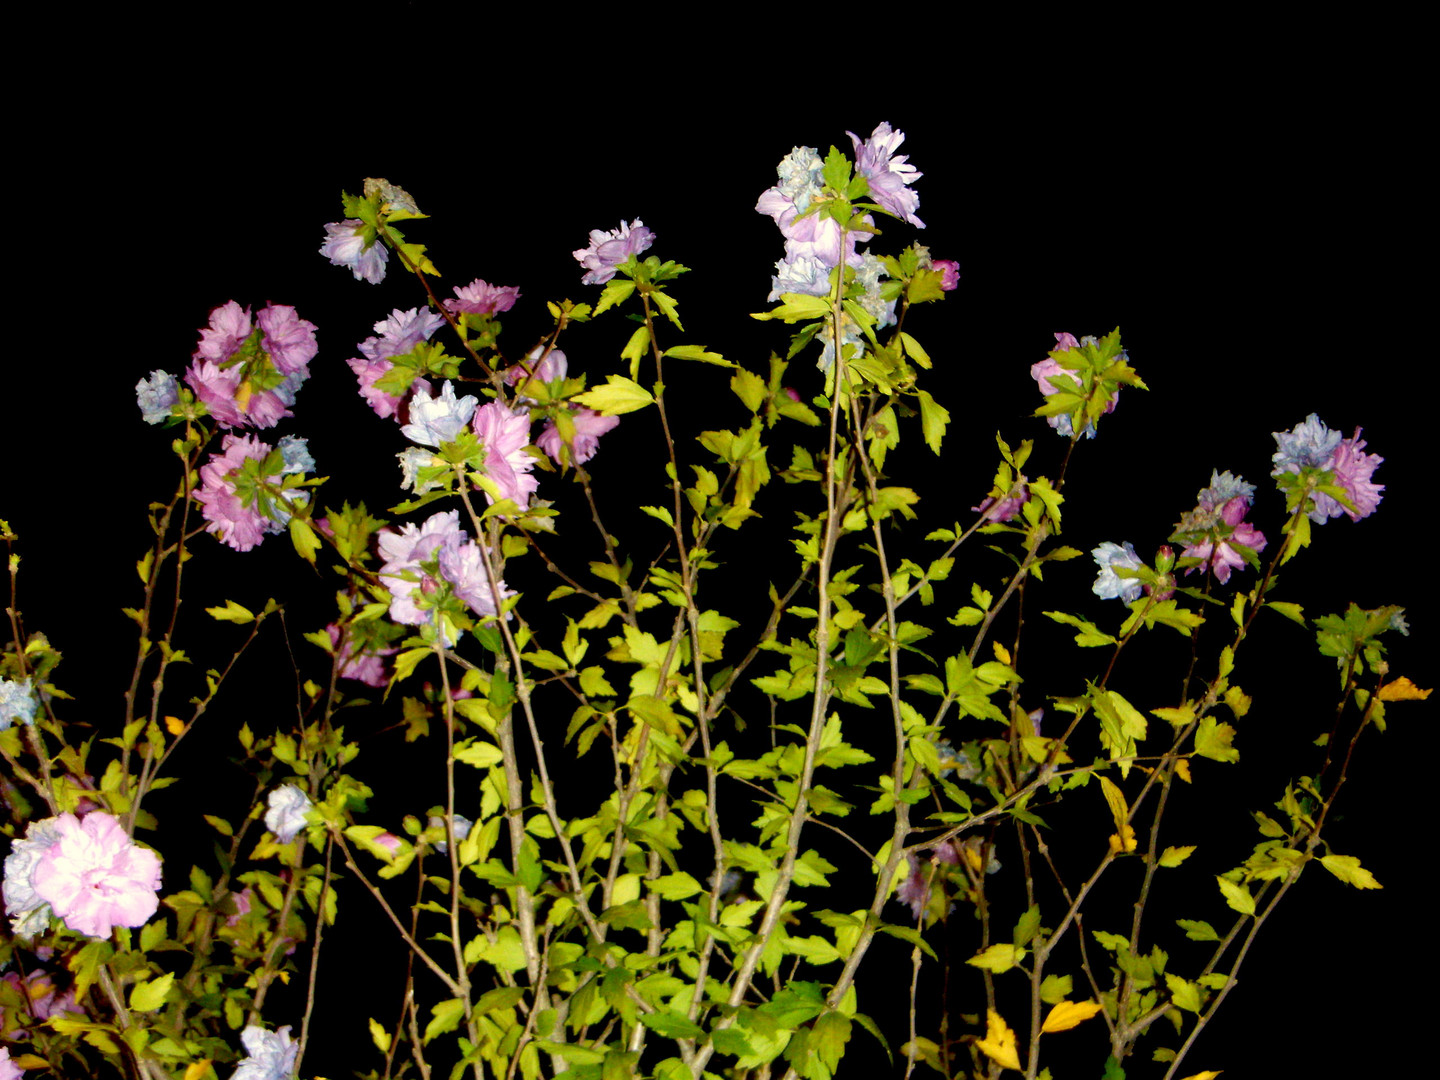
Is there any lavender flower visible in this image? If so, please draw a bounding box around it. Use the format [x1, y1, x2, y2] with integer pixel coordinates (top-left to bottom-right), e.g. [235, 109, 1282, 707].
[377, 511, 511, 637]
[0, 677, 39, 729]
[359, 307, 448, 363]
[264, 785, 313, 844]
[0, 1046, 20, 1080]
[848, 121, 925, 227]
[1092, 541, 1144, 603]
[1174, 470, 1267, 584]
[972, 481, 1030, 523]
[429, 814, 474, 854]
[1272, 413, 1344, 472]
[136, 370, 179, 424]
[232, 1024, 299, 1080]
[573, 220, 655, 285]
[401, 381, 479, 447]
[29, 812, 162, 938]
[437, 538, 514, 619]
[320, 219, 388, 283]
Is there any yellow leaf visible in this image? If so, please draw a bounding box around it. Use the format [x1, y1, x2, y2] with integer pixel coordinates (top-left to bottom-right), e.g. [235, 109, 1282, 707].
[1041, 999, 1105, 1033]
[165, 716, 185, 736]
[974, 1009, 1022, 1070]
[1097, 775, 1129, 834]
[1108, 825, 1138, 853]
[992, 641, 1012, 666]
[183, 1062, 214, 1080]
[1174, 759, 1192, 784]
[1379, 676, 1431, 701]
[1178, 1072, 1222, 1080]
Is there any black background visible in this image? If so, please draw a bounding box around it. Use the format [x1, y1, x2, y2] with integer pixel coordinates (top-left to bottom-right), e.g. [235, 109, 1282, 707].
[6, 8, 1429, 1077]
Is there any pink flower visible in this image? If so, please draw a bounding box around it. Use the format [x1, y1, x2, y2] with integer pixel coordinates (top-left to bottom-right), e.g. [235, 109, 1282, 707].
[195, 434, 274, 552]
[445, 278, 521, 316]
[1321, 429, 1384, 522]
[0, 1045, 20, 1080]
[472, 402, 538, 507]
[503, 346, 568, 404]
[325, 623, 394, 688]
[184, 302, 314, 431]
[437, 539, 513, 619]
[224, 886, 253, 928]
[346, 356, 434, 421]
[1178, 472, 1267, 584]
[932, 259, 961, 291]
[536, 408, 620, 466]
[378, 510, 468, 627]
[30, 812, 161, 939]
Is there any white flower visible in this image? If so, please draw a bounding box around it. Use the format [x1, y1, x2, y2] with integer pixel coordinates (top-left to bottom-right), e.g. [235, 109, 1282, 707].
[264, 785, 313, 844]
[3, 816, 62, 936]
[401, 381, 478, 448]
[232, 1024, 299, 1080]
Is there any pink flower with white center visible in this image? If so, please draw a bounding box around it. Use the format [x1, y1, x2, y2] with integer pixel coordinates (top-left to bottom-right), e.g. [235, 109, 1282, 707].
[195, 434, 275, 552]
[444, 278, 521, 316]
[536, 408, 620, 466]
[29, 812, 161, 939]
[847, 121, 925, 228]
[472, 402, 538, 508]
[573, 219, 655, 285]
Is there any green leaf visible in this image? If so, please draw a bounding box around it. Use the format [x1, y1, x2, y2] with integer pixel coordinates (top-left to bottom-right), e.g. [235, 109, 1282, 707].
[667, 343, 733, 367]
[648, 872, 703, 900]
[916, 389, 949, 455]
[966, 943, 1019, 973]
[1176, 919, 1219, 942]
[1320, 854, 1383, 889]
[129, 972, 174, 1012]
[1039, 974, 1073, 1005]
[573, 375, 655, 416]
[639, 1012, 704, 1039]
[1216, 875, 1255, 915]
[454, 739, 504, 769]
[205, 599, 255, 623]
[1043, 611, 1117, 647]
[1158, 845, 1196, 868]
[1194, 717, 1239, 763]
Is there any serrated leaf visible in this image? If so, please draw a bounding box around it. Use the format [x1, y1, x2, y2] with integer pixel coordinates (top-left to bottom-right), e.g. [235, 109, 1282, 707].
[1041, 999, 1104, 1033]
[572, 375, 654, 416]
[129, 972, 174, 1012]
[1176, 919, 1219, 942]
[205, 600, 254, 623]
[967, 943, 1018, 973]
[1158, 845, 1196, 868]
[1379, 676, 1431, 701]
[1216, 876, 1255, 915]
[974, 1009, 1021, 1071]
[1320, 854, 1382, 889]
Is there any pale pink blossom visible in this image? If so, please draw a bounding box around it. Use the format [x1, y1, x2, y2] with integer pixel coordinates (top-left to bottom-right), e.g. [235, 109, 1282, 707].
[256, 304, 319, 375]
[437, 539, 513, 619]
[536, 408, 620, 466]
[195, 435, 274, 552]
[0, 1045, 20, 1080]
[445, 278, 521, 316]
[378, 510, 469, 628]
[325, 623, 394, 688]
[848, 121, 924, 227]
[347, 356, 434, 420]
[573, 220, 655, 284]
[472, 402, 538, 507]
[321, 219, 388, 283]
[30, 812, 161, 939]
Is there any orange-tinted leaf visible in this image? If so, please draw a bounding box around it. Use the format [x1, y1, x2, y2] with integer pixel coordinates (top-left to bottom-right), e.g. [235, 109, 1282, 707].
[1379, 676, 1431, 701]
[1041, 999, 1105, 1033]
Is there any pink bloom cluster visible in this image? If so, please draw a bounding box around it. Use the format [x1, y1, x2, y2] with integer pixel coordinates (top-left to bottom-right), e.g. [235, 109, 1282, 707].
[185, 302, 317, 430]
[504, 348, 618, 467]
[195, 434, 310, 552]
[325, 623, 396, 688]
[1271, 414, 1384, 523]
[347, 307, 446, 420]
[573, 220, 655, 285]
[378, 510, 513, 645]
[3, 812, 161, 939]
[1178, 472, 1268, 585]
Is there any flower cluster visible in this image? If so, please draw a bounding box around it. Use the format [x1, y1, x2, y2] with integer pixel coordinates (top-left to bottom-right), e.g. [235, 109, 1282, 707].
[348, 306, 446, 421]
[184, 302, 318, 431]
[195, 434, 314, 552]
[3, 812, 162, 939]
[1272, 413, 1384, 523]
[377, 510, 512, 646]
[755, 124, 929, 368]
[0, 676, 39, 729]
[1174, 471, 1268, 584]
[573, 219, 655, 285]
[506, 348, 619, 466]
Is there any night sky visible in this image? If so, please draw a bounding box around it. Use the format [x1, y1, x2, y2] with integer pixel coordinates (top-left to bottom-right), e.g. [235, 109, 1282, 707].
[7, 13, 1428, 1077]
